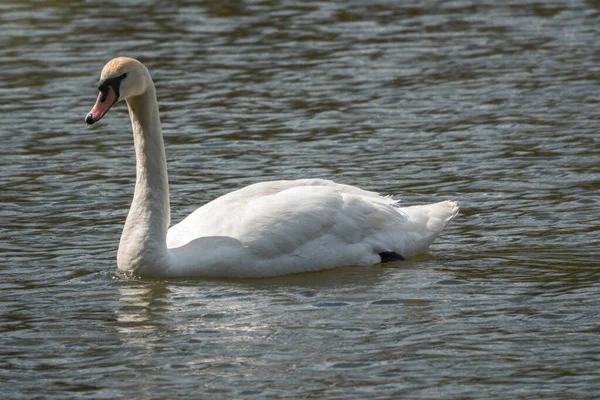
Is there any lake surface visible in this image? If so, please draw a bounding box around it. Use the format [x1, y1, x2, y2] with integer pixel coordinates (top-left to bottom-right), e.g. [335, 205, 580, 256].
[1, 0, 599, 398]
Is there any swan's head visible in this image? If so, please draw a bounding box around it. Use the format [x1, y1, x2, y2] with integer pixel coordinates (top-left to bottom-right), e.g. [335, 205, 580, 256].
[85, 57, 151, 125]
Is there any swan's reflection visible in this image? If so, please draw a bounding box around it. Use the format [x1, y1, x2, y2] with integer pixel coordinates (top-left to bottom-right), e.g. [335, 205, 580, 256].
[115, 282, 172, 345]
[113, 266, 422, 352]
[114, 280, 275, 348]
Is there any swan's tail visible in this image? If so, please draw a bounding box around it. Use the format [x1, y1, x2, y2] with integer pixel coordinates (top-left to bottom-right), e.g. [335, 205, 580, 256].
[410, 200, 459, 231]
[399, 200, 459, 256]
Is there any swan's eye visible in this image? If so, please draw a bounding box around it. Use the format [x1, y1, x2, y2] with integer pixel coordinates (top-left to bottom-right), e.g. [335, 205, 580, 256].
[98, 81, 108, 93]
[120, 73, 127, 79]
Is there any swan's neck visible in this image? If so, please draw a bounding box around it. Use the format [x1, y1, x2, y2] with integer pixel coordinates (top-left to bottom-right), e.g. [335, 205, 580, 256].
[117, 84, 171, 274]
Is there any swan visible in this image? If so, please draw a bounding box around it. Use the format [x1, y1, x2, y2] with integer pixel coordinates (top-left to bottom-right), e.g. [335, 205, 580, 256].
[85, 57, 459, 278]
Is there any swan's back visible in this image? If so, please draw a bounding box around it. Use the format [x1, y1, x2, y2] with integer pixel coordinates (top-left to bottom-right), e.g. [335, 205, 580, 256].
[167, 179, 392, 246]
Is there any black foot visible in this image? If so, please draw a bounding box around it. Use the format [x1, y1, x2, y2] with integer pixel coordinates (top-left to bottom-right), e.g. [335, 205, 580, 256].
[379, 251, 406, 263]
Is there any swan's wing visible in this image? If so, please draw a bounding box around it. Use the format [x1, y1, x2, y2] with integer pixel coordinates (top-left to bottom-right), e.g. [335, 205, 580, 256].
[234, 185, 406, 258]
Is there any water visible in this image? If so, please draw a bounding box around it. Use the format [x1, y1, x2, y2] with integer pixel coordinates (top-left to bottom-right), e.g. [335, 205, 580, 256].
[1, 0, 599, 398]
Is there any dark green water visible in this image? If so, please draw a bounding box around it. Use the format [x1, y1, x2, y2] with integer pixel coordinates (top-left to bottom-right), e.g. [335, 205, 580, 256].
[1, 0, 599, 398]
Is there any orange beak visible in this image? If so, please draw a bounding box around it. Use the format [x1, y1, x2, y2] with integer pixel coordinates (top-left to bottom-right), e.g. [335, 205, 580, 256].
[85, 86, 118, 125]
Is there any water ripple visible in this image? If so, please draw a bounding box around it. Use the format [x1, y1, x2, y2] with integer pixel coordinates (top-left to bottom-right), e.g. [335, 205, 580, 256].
[1, 0, 599, 398]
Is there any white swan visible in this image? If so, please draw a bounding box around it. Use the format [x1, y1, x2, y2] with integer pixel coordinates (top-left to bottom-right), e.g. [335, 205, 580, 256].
[85, 57, 459, 278]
